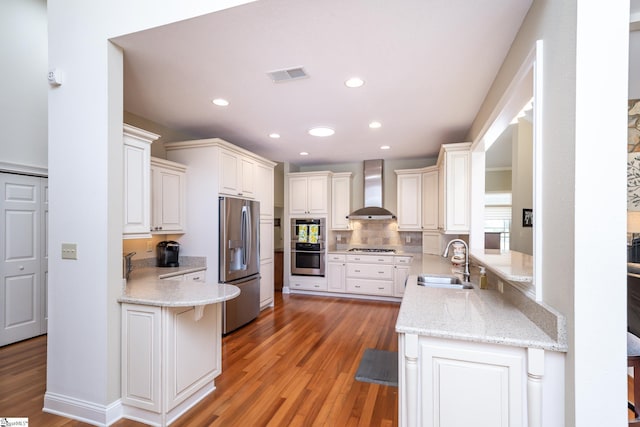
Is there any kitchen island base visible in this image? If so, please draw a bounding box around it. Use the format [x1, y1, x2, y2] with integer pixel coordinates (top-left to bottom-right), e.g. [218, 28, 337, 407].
[121, 303, 222, 426]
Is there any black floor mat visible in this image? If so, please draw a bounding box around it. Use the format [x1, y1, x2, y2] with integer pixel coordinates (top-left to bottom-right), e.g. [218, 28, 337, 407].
[355, 348, 398, 387]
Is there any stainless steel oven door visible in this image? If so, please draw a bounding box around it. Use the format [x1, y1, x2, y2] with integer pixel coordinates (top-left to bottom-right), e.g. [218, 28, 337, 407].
[291, 249, 325, 276]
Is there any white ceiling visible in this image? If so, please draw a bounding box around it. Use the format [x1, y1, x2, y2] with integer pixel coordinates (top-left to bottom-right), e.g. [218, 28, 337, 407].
[113, 0, 533, 165]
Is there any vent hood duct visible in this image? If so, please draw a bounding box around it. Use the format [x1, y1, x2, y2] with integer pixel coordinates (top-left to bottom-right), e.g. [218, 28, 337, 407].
[347, 159, 396, 220]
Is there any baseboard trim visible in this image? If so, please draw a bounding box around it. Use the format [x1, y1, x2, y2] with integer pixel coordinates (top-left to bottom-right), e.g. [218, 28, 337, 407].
[43, 392, 123, 426]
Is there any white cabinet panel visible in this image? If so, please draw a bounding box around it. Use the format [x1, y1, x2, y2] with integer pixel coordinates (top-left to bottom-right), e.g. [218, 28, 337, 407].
[396, 172, 422, 230]
[331, 173, 352, 230]
[165, 305, 220, 411]
[151, 157, 186, 234]
[219, 149, 255, 199]
[123, 124, 159, 238]
[255, 162, 274, 220]
[327, 261, 346, 293]
[421, 168, 439, 231]
[259, 261, 274, 308]
[438, 143, 471, 234]
[121, 304, 162, 413]
[287, 173, 330, 215]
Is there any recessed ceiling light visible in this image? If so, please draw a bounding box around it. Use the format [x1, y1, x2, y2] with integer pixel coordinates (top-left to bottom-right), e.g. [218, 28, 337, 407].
[369, 121, 382, 129]
[308, 127, 335, 137]
[269, 133, 281, 139]
[300, 151, 309, 156]
[345, 77, 365, 88]
[212, 98, 229, 106]
[380, 145, 391, 150]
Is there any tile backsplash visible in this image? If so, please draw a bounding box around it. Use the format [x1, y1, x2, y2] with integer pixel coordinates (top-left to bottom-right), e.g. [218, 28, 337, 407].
[332, 220, 422, 252]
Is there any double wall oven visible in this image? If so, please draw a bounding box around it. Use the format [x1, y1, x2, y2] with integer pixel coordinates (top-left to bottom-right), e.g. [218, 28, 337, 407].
[291, 218, 325, 276]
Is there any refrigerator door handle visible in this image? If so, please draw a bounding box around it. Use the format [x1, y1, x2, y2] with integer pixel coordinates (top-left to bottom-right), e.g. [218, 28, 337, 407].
[245, 204, 252, 266]
[241, 206, 247, 269]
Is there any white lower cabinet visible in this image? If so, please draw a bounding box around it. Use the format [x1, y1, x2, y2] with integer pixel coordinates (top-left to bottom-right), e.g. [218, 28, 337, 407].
[393, 257, 411, 297]
[345, 254, 394, 297]
[121, 302, 222, 425]
[327, 254, 346, 292]
[400, 334, 531, 427]
[290, 275, 328, 291]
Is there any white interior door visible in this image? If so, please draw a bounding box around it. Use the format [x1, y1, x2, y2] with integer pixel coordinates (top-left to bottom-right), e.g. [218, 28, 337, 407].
[0, 173, 45, 346]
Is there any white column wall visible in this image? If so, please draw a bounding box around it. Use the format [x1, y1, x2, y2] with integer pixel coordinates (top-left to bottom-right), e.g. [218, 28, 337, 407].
[468, 0, 629, 425]
[46, 0, 254, 423]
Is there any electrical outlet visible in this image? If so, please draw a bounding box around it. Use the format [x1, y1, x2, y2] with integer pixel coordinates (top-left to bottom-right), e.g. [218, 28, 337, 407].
[146, 241, 153, 252]
[406, 235, 411, 243]
[61, 243, 77, 260]
[336, 234, 341, 242]
[497, 280, 504, 293]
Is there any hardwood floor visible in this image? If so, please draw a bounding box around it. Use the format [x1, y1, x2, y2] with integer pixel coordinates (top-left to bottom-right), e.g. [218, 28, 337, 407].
[0, 292, 400, 426]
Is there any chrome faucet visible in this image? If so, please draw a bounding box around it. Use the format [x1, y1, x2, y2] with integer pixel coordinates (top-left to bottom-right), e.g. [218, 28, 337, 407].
[124, 252, 136, 280]
[443, 239, 470, 282]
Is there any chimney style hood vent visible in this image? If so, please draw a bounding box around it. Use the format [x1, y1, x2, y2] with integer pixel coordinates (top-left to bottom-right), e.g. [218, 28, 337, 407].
[347, 159, 396, 220]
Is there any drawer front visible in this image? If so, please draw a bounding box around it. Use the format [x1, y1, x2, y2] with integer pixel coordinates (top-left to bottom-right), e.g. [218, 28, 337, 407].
[183, 270, 206, 282]
[346, 263, 393, 279]
[327, 253, 346, 262]
[346, 278, 393, 296]
[346, 254, 394, 264]
[394, 256, 412, 265]
[290, 281, 328, 291]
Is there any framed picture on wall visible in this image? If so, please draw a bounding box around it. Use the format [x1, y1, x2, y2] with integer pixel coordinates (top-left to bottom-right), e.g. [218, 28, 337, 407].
[523, 209, 533, 227]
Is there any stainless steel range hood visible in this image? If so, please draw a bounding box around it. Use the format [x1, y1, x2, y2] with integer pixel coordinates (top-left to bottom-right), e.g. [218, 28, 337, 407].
[347, 159, 396, 220]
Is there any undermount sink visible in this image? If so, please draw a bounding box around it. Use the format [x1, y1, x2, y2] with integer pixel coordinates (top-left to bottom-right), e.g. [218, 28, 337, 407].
[417, 274, 474, 290]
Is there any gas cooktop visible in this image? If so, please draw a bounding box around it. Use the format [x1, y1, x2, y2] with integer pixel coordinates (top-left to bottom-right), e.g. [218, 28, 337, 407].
[347, 248, 396, 253]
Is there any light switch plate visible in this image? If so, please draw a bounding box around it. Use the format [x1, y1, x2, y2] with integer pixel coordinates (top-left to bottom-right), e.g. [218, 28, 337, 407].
[61, 243, 77, 260]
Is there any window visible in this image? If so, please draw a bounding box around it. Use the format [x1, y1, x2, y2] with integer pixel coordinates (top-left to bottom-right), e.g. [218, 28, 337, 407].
[485, 192, 512, 252]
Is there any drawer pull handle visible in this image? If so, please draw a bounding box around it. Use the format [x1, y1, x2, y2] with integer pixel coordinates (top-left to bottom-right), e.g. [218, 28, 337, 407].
[378, 259, 384, 262]
[378, 287, 385, 290]
[378, 271, 384, 274]
[355, 269, 361, 273]
[355, 285, 361, 288]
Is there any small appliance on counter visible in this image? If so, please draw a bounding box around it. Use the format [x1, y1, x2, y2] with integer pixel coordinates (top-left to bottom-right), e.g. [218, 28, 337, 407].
[157, 240, 180, 267]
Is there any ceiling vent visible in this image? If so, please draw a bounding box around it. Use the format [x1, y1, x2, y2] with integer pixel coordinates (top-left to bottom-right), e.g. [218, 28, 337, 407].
[266, 67, 308, 83]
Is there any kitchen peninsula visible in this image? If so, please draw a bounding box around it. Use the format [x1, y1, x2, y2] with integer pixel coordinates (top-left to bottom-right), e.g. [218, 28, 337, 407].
[396, 253, 567, 427]
[118, 265, 239, 426]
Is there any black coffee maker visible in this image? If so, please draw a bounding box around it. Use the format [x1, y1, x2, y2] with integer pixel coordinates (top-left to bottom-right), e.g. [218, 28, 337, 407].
[156, 241, 180, 267]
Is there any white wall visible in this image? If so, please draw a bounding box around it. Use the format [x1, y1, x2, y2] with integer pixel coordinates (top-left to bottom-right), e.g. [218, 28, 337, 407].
[468, 1, 629, 425]
[46, 1, 254, 424]
[0, 0, 48, 170]
[630, 31, 640, 99]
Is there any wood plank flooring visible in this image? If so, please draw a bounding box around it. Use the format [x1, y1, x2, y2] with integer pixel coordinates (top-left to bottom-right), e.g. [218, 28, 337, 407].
[0, 292, 400, 426]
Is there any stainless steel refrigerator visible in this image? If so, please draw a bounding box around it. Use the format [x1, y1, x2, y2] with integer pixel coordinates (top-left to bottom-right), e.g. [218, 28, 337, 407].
[219, 196, 260, 334]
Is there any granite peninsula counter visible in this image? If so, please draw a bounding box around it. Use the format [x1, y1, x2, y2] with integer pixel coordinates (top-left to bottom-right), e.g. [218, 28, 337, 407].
[395, 254, 566, 427]
[118, 262, 239, 427]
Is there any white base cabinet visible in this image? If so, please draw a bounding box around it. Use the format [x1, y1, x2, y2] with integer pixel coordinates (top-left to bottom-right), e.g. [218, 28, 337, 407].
[121, 302, 222, 426]
[399, 334, 564, 427]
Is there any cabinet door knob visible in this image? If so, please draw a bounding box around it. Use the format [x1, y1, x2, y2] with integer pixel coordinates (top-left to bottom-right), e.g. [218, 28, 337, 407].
[19, 265, 24, 271]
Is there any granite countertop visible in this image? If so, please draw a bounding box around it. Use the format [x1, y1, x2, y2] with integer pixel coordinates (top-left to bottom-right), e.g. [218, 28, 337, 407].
[396, 254, 566, 352]
[119, 257, 239, 307]
[470, 250, 533, 283]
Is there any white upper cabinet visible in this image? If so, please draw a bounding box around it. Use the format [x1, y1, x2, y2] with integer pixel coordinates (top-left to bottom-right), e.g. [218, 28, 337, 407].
[396, 170, 422, 231]
[438, 143, 471, 234]
[123, 124, 159, 238]
[219, 148, 255, 199]
[150, 157, 187, 234]
[287, 172, 330, 215]
[331, 172, 352, 230]
[421, 166, 439, 231]
[255, 162, 275, 220]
